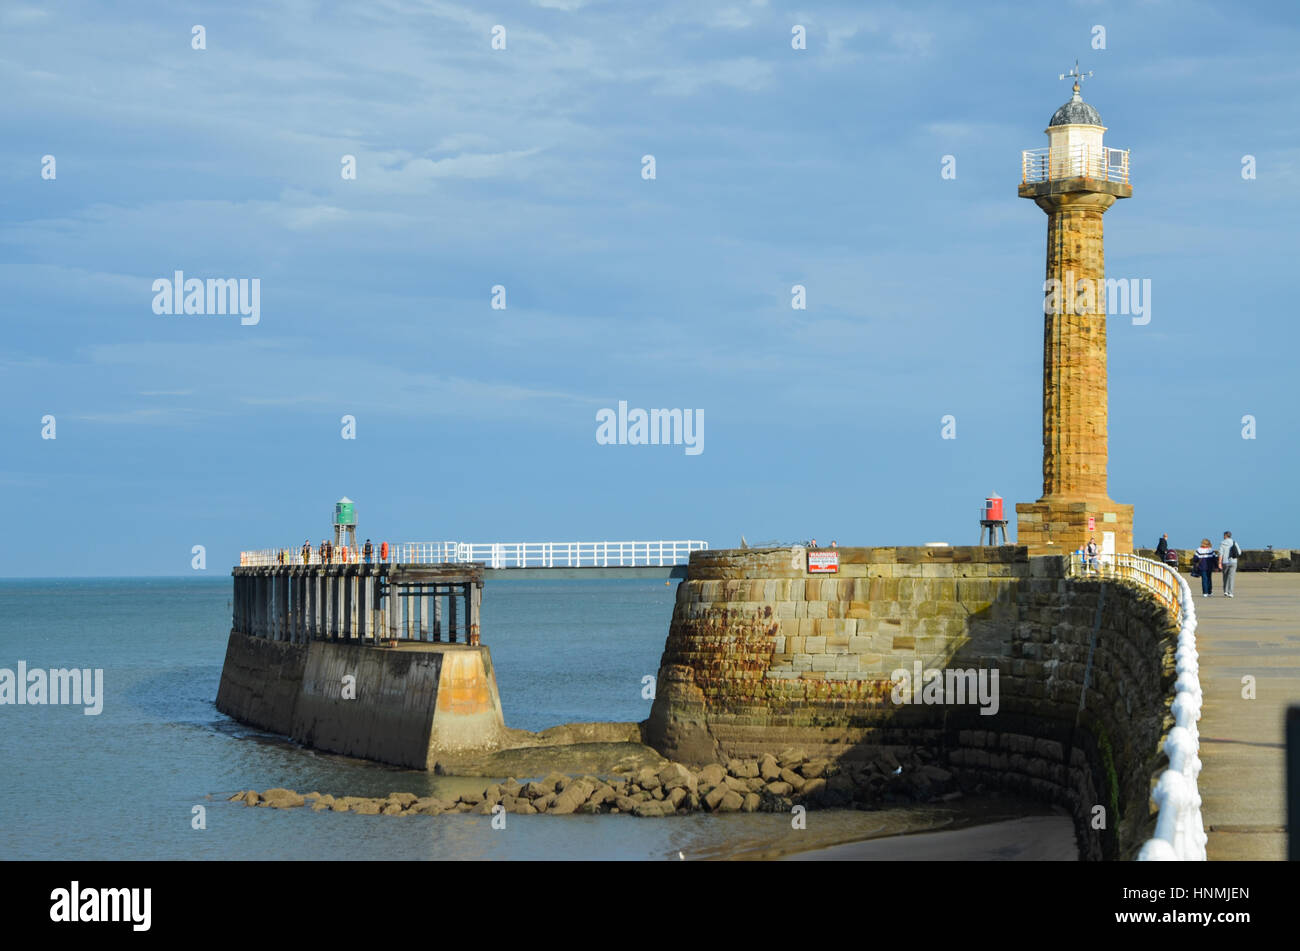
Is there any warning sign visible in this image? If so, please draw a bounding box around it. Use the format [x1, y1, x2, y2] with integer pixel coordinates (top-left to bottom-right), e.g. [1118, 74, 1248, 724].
[808, 550, 839, 574]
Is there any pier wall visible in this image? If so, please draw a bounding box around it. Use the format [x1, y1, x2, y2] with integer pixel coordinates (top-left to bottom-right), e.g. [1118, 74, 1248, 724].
[216, 564, 504, 769]
[646, 546, 1179, 859]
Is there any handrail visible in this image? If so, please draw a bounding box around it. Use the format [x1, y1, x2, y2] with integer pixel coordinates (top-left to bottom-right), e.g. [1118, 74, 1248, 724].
[1066, 552, 1205, 860]
[1022, 144, 1130, 185]
[239, 540, 710, 569]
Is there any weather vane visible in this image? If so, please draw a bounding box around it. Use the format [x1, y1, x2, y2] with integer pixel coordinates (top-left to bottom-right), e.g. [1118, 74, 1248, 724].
[1059, 58, 1092, 95]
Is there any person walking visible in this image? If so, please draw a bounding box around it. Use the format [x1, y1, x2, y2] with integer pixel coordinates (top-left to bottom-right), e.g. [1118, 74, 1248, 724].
[302, 539, 311, 565]
[1155, 533, 1169, 562]
[1219, 531, 1240, 598]
[1193, 538, 1218, 597]
[363, 539, 373, 564]
[1085, 536, 1100, 573]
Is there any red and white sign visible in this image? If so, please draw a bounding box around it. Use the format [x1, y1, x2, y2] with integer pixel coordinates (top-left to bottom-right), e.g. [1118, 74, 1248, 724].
[808, 550, 839, 573]
[1087, 516, 1096, 531]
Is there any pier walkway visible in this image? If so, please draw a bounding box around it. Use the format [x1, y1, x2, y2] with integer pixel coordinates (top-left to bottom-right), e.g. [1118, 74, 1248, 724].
[1194, 572, 1299, 860]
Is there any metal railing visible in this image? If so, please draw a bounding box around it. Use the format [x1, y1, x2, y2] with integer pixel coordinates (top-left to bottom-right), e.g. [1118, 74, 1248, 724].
[1067, 552, 1205, 860]
[240, 539, 709, 569]
[1022, 144, 1130, 185]
[1067, 550, 1181, 629]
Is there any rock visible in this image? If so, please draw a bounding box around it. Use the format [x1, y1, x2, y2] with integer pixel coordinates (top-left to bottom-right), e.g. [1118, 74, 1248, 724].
[536, 793, 557, 812]
[502, 779, 523, 798]
[454, 802, 474, 813]
[920, 765, 952, 783]
[263, 788, 305, 809]
[315, 794, 336, 807]
[412, 798, 445, 816]
[352, 800, 382, 815]
[666, 787, 687, 810]
[547, 785, 588, 815]
[800, 760, 829, 779]
[311, 801, 330, 812]
[745, 777, 767, 793]
[759, 754, 781, 781]
[685, 791, 701, 812]
[633, 801, 667, 818]
[589, 784, 616, 806]
[778, 768, 806, 792]
[513, 800, 538, 815]
[704, 786, 728, 811]
[717, 790, 744, 813]
[541, 772, 567, 791]
[802, 778, 827, 799]
[651, 787, 666, 801]
[777, 748, 808, 769]
[742, 792, 761, 813]
[729, 759, 760, 779]
[635, 766, 663, 790]
[722, 774, 754, 795]
[659, 763, 696, 791]
[523, 781, 551, 799]
[381, 803, 405, 816]
[229, 791, 248, 802]
[242, 791, 260, 806]
[878, 749, 901, 771]
[764, 781, 794, 797]
[459, 790, 483, 806]
[387, 792, 418, 807]
[472, 801, 496, 815]
[698, 764, 727, 787]
[480, 784, 503, 806]
[614, 796, 639, 813]
[579, 800, 602, 815]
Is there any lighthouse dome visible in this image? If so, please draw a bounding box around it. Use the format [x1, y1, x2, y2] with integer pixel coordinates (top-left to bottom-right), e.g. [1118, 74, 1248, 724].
[1049, 88, 1102, 127]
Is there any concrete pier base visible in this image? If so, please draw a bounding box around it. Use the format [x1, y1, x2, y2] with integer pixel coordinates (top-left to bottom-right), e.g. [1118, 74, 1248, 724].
[216, 631, 507, 769]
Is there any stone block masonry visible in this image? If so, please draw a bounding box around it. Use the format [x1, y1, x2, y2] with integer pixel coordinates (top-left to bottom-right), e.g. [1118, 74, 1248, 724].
[645, 546, 1180, 859]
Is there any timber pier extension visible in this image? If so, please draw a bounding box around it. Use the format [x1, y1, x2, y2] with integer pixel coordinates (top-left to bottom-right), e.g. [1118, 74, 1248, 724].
[216, 563, 507, 769]
[230, 563, 483, 645]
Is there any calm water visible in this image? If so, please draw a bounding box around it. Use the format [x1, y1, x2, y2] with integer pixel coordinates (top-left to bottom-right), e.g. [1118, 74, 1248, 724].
[0, 576, 986, 860]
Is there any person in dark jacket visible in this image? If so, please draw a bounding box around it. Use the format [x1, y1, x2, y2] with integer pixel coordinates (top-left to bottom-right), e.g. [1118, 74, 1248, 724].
[1155, 534, 1168, 562]
[1193, 539, 1218, 597]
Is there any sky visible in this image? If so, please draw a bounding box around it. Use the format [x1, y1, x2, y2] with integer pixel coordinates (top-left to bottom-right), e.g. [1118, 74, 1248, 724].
[2, 0, 1297, 576]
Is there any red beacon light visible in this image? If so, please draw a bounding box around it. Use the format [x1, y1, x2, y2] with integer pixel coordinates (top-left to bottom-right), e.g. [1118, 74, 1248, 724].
[979, 494, 1007, 546]
[983, 494, 1004, 522]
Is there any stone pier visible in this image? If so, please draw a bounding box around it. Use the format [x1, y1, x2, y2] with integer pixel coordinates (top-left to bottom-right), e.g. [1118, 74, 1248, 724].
[216, 563, 506, 768]
[646, 546, 1182, 859]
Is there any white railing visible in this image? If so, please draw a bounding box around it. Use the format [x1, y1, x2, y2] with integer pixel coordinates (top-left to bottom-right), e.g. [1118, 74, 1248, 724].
[1067, 552, 1205, 860]
[1137, 568, 1205, 860]
[239, 540, 709, 569]
[1022, 144, 1130, 185]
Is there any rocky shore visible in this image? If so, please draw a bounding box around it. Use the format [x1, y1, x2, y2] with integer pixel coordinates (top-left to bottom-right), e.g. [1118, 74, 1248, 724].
[230, 746, 962, 818]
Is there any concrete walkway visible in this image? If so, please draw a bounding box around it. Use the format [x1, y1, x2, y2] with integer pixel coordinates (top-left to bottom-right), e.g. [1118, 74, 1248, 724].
[1193, 571, 1298, 860]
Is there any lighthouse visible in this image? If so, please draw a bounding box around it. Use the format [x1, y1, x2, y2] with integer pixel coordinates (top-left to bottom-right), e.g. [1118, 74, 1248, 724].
[1014, 62, 1134, 556]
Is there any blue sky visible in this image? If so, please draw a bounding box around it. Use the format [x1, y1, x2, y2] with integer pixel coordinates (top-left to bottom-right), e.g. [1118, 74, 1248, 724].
[2, 0, 1297, 576]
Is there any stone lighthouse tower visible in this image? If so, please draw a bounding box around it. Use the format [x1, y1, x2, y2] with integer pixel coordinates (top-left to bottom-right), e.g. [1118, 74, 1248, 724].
[1015, 63, 1134, 556]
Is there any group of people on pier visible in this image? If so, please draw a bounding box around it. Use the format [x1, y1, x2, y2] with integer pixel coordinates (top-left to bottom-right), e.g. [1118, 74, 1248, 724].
[271, 539, 384, 565]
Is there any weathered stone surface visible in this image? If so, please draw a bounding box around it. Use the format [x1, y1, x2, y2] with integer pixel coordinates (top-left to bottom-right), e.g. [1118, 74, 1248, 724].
[704, 786, 728, 811]
[716, 790, 744, 813]
[659, 762, 695, 791]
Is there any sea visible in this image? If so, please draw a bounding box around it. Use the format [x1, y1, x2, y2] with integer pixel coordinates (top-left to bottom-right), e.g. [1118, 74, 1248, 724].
[0, 577, 1039, 860]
